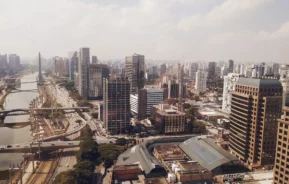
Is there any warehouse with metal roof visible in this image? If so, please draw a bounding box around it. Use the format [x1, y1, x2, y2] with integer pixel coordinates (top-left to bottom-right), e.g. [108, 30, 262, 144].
[179, 136, 241, 175]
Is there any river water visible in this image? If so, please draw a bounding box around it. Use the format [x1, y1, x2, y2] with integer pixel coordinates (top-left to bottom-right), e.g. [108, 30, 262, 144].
[0, 73, 38, 170]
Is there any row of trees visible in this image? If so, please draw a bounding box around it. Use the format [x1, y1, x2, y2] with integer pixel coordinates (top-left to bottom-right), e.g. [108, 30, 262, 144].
[54, 136, 122, 184]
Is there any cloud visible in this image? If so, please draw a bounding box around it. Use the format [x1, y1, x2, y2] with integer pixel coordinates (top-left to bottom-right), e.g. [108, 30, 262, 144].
[178, 0, 274, 31]
[0, 0, 288, 63]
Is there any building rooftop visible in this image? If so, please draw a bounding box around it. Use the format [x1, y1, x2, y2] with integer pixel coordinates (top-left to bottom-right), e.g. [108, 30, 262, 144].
[179, 137, 239, 171]
[154, 144, 185, 161]
[143, 177, 169, 184]
[153, 104, 185, 116]
[178, 161, 208, 174]
[236, 77, 282, 88]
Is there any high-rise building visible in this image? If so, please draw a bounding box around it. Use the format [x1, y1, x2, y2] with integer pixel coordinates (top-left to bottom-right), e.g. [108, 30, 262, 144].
[240, 64, 245, 75]
[279, 64, 289, 77]
[273, 106, 289, 184]
[149, 65, 158, 78]
[103, 78, 130, 135]
[125, 54, 145, 94]
[228, 59, 234, 73]
[273, 63, 280, 77]
[92, 56, 98, 64]
[195, 70, 207, 94]
[189, 63, 198, 80]
[138, 87, 164, 120]
[178, 64, 184, 111]
[208, 62, 216, 79]
[222, 73, 244, 113]
[78, 47, 90, 98]
[53, 57, 69, 77]
[0, 54, 7, 69]
[280, 75, 289, 107]
[69, 51, 78, 81]
[160, 63, 167, 76]
[167, 80, 186, 99]
[87, 64, 109, 100]
[221, 66, 229, 78]
[8, 54, 20, 70]
[229, 78, 283, 170]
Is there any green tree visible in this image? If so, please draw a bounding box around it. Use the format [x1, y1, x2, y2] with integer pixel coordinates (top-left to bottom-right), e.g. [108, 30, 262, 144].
[74, 161, 95, 173]
[98, 144, 121, 167]
[74, 168, 93, 184]
[193, 120, 207, 134]
[186, 107, 198, 118]
[77, 136, 99, 162]
[115, 138, 127, 146]
[53, 170, 77, 184]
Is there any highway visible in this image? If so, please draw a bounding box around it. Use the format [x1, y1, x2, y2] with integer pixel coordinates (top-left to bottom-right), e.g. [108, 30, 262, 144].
[49, 82, 114, 144]
[0, 141, 80, 153]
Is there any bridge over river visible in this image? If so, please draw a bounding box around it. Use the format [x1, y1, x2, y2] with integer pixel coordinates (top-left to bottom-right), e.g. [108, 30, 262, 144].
[0, 107, 89, 120]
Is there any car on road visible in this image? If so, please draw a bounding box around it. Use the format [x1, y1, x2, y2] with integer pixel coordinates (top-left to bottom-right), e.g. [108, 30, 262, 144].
[68, 142, 73, 145]
[7, 145, 12, 148]
[0, 147, 5, 150]
[15, 144, 20, 147]
[51, 144, 55, 146]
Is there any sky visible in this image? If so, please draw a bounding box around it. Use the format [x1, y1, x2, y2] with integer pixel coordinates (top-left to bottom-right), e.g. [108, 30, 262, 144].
[0, 0, 289, 62]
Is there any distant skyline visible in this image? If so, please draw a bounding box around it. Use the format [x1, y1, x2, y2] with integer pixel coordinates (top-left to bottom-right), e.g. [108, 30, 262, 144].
[0, 0, 289, 62]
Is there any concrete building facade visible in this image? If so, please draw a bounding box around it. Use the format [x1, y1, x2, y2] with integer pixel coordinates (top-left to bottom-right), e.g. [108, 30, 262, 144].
[87, 64, 109, 100]
[103, 78, 130, 135]
[160, 63, 166, 76]
[125, 54, 145, 94]
[0, 54, 7, 69]
[151, 104, 186, 134]
[8, 54, 20, 70]
[195, 70, 207, 94]
[273, 106, 289, 184]
[222, 73, 244, 113]
[229, 78, 283, 170]
[208, 62, 216, 79]
[91, 56, 98, 64]
[228, 60, 234, 73]
[78, 47, 90, 98]
[138, 88, 164, 120]
[190, 63, 198, 80]
[280, 75, 289, 107]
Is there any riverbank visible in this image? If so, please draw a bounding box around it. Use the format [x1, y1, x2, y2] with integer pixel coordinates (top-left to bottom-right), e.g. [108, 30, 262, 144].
[0, 89, 9, 109]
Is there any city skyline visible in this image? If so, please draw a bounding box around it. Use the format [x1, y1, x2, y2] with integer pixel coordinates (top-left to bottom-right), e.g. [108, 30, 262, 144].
[0, 0, 289, 62]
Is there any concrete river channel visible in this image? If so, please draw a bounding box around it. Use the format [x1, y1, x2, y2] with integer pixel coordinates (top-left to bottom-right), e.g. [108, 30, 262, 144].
[0, 73, 38, 171]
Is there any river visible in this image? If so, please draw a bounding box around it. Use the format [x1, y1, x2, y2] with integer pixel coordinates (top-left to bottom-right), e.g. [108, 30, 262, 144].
[0, 73, 38, 170]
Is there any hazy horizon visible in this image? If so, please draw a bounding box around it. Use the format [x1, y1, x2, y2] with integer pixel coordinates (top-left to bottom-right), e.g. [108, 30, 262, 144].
[1, 0, 289, 62]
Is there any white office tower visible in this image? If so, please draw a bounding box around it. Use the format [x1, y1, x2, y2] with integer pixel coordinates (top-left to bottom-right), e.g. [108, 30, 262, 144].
[252, 68, 257, 78]
[279, 64, 289, 77]
[234, 64, 241, 74]
[189, 63, 198, 80]
[221, 66, 229, 78]
[280, 75, 289, 107]
[195, 70, 207, 94]
[222, 73, 244, 113]
[240, 64, 245, 75]
[273, 63, 279, 76]
[245, 70, 252, 78]
[78, 47, 90, 98]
